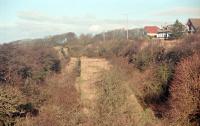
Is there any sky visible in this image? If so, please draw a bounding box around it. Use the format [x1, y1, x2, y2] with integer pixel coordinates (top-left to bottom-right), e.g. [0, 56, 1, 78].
[0, 0, 200, 43]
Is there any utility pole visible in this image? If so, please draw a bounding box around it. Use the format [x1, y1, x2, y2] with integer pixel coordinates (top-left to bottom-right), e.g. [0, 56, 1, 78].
[103, 30, 106, 42]
[121, 13, 129, 40]
[126, 14, 129, 40]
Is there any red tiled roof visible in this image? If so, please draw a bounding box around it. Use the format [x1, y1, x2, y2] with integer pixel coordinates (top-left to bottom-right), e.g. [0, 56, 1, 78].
[144, 26, 160, 33]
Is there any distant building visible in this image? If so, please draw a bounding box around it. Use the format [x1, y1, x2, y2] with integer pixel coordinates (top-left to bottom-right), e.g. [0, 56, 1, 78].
[157, 25, 173, 40]
[144, 26, 160, 38]
[157, 30, 173, 40]
[186, 18, 200, 33]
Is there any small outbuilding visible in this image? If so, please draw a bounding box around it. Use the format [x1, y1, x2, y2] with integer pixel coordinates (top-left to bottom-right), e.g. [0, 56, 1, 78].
[186, 18, 200, 33]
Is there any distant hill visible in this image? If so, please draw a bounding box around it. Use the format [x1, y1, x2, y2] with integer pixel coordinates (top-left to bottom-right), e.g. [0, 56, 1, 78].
[7, 32, 77, 46]
[5, 28, 145, 46]
[93, 28, 145, 41]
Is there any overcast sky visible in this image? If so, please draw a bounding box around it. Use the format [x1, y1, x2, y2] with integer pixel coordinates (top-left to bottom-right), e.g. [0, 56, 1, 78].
[0, 0, 200, 43]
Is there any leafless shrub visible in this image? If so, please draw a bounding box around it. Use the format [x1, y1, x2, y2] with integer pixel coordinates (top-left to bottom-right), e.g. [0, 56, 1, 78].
[0, 43, 61, 85]
[0, 43, 63, 125]
[168, 53, 200, 126]
[130, 45, 165, 71]
[93, 68, 136, 126]
[92, 66, 159, 126]
[16, 57, 83, 126]
[0, 86, 25, 125]
[165, 32, 200, 66]
[138, 64, 172, 106]
[0, 78, 47, 125]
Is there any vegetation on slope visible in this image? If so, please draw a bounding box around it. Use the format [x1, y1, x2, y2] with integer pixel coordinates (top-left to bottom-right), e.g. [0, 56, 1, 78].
[0, 29, 199, 126]
[66, 32, 200, 126]
[93, 66, 158, 126]
[0, 43, 62, 125]
[169, 53, 200, 126]
[0, 43, 61, 85]
[17, 58, 82, 126]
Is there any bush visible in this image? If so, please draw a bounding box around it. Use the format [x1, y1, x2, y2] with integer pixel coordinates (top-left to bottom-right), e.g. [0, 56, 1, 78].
[16, 58, 82, 126]
[93, 67, 158, 126]
[164, 32, 200, 66]
[131, 45, 165, 71]
[94, 68, 134, 126]
[171, 20, 185, 38]
[169, 53, 200, 126]
[20, 82, 47, 108]
[87, 40, 126, 57]
[0, 43, 61, 85]
[0, 86, 25, 125]
[0, 43, 61, 125]
[139, 64, 173, 105]
[0, 86, 21, 124]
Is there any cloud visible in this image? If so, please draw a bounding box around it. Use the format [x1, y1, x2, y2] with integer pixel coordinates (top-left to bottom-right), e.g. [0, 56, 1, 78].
[0, 10, 169, 43]
[155, 7, 200, 17]
[18, 11, 53, 22]
[89, 25, 102, 32]
[17, 11, 96, 25]
[17, 11, 164, 28]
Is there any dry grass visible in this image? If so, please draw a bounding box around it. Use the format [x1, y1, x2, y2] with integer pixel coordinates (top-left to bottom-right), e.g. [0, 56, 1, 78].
[74, 57, 111, 125]
[92, 64, 159, 126]
[16, 58, 84, 126]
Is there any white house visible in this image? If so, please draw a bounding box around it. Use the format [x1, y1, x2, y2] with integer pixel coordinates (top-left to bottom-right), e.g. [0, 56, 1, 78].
[157, 30, 173, 40]
[157, 24, 174, 40]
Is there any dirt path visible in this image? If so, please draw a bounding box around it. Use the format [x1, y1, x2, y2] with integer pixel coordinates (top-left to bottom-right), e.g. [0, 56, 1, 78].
[54, 46, 69, 60]
[65, 57, 79, 73]
[73, 57, 156, 125]
[76, 57, 110, 117]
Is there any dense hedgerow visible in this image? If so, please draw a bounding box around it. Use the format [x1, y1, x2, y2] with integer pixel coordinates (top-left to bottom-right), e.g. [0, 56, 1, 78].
[139, 64, 173, 105]
[16, 56, 82, 126]
[0, 86, 40, 125]
[0, 43, 62, 125]
[130, 45, 165, 71]
[169, 53, 200, 126]
[0, 43, 61, 85]
[128, 33, 200, 106]
[0, 87, 24, 125]
[92, 65, 159, 126]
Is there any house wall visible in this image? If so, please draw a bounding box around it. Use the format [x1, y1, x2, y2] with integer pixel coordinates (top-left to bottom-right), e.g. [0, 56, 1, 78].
[147, 33, 157, 37]
[157, 32, 171, 39]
